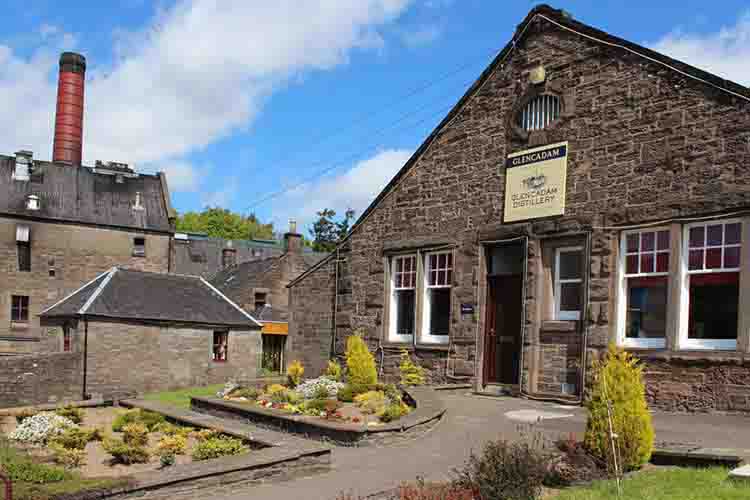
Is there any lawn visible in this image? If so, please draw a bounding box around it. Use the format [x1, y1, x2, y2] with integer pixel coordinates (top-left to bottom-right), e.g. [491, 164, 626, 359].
[553, 467, 750, 500]
[142, 384, 224, 409]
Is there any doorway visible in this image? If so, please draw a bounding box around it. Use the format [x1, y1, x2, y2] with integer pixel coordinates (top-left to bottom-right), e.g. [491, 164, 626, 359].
[483, 243, 524, 386]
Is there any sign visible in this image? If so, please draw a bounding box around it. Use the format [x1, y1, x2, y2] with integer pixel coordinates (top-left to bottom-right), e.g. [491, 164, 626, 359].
[503, 141, 568, 223]
[460, 303, 475, 315]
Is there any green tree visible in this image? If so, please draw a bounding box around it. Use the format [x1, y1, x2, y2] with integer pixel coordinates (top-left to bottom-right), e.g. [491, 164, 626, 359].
[176, 208, 274, 240]
[309, 208, 355, 252]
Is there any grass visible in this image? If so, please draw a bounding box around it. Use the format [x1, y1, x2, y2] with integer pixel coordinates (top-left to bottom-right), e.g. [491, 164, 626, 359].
[12, 477, 131, 500]
[142, 384, 224, 409]
[553, 467, 750, 500]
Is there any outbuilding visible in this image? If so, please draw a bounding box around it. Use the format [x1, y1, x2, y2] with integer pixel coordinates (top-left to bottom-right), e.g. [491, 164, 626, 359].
[288, 4, 750, 412]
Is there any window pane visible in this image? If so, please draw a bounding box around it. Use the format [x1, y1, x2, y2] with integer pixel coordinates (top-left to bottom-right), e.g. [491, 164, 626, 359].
[657, 230, 670, 250]
[640, 253, 654, 274]
[446, 253, 453, 268]
[626, 234, 639, 252]
[724, 246, 741, 268]
[626, 277, 667, 339]
[438, 270, 446, 286]
[429, 288, 451, 336]
[707, 225, 723, 246]
[726, 223, 741, 245]
[396, 258, 403, 272]
[705, 248, 722, 269]
[559, 282, 581, 312]
[446, 269, 453, 285]
[688, 249, 704, 270]
[438, 253, 446, 268]
[689, 226, 705, 248]
[688, 273, 738, 340]
[558, 251, 582, 280]
[430, 254, 437, 270]
[396, 290, 415, 335]
[656, 252, 669, 273]
[626, 255, 638, 274]
[641, 232, 655, 251]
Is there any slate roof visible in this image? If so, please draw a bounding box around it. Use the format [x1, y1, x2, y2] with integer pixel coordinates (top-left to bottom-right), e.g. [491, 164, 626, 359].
[210, 251, 327, 295]
[253, 305, 288, 323]
[0, 156, 174, 232]
[40, 268, 261, 328]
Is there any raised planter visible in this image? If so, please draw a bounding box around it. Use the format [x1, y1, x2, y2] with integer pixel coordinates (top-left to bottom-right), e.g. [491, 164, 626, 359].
[191, 387, 446, 446]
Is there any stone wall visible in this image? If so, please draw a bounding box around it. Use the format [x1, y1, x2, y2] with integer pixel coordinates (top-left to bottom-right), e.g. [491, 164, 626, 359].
[0, 216, 171, 354]
[289, 13, 750, 405]
[84, 321, 261, 399]
[0, 352, 83, 408]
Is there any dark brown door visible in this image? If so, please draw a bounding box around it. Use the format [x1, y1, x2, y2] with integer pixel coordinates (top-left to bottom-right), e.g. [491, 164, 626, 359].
[484, 275, 522, 385]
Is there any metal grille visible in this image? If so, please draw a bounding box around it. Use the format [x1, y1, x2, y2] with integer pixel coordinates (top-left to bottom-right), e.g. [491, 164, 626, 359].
[519, 94, 561, 131]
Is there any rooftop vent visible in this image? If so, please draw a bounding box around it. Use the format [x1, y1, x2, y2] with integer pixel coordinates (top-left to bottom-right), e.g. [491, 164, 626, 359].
[13, 151, 33, 181]
[26, 194, 40, 210]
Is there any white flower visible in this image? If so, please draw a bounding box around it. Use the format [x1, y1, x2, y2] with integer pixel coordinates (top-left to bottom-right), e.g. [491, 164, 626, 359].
[296, 377, 345, 399]
[9, 412, 77, 443]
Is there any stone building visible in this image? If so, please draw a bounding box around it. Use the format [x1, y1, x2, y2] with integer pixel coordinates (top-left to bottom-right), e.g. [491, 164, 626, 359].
[211, 226, 327, 374]
[288, 5, 750, 412]
[1, 55, 175, 356]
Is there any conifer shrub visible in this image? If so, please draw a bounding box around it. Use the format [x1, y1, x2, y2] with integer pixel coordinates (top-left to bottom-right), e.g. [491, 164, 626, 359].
[55, 405, 84, 424]
[584, 344, 654, 472]
[102, 437, 150, 465]
[287, 360, 305, 387]
[121, 423, 149, 447]
[399, 349, 426, 386]
[345, 332, 377, 387]
[49, 443, 87, 469]
[326, 359, 343, 381]
[354, 391, 388, 415]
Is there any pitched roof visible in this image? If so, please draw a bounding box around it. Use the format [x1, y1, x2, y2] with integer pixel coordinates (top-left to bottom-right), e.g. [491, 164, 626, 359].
[253, 305, 288, 323]
[210, 256, 279, 295]
[40, 268, 261, 328]
[288, 3, 750, 288]
[0, 156, 173, 232]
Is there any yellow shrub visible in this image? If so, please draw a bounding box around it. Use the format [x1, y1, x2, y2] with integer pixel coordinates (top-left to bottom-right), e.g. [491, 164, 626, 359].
[287, 360, 304, 387]
[399, 349, 426, 386]
[584, 344, 654, 471]
[121, 423, 149, 447]
[345, 332, 377, 387]
[354, 391, 387, 415]
[156, 434, 187, 456]
[325, 360, 343, 381]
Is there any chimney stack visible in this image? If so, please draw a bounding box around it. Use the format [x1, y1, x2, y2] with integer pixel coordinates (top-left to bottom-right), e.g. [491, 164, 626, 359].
[52, 52, 86, 165]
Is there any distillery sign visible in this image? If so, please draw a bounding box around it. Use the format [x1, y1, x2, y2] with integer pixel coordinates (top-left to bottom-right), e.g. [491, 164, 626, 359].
[503, 141, 568, 223]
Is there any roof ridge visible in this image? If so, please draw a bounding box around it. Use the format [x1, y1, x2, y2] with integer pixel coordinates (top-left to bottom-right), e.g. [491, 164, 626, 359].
[199, 277, 263, 327]
[79, 267, 117, 314]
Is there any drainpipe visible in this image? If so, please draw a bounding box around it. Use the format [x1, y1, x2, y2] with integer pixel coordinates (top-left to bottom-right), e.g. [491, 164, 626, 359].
[82, 317, 89, 400]
[330, 247, 340, 359]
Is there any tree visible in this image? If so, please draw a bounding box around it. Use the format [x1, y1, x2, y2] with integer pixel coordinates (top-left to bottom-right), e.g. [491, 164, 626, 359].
[176, 208, 274, 240]
[308, 208, 355, 252]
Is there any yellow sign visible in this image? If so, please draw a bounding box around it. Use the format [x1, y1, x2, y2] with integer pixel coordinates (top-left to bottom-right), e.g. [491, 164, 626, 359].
[503, 141, 568, 222]
[261, 322, 288, 336]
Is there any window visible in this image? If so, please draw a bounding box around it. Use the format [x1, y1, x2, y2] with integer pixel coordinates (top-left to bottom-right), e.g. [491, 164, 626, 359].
[679, 220, 742, 350]
[554, 247, 583, 320]
[518, 94, 561, 132]
[618, 229, 670, 348]
[254, 292, 267, 311]
[63, 327, 72, 352]
[133, 237, 146, 257]
[262, 335, 286, 373]
[49, 258, 56, 278]
[16, 226, 31, 272]
[421, 251, 453, 344]
[212, 331, 229, 362]
[26, 195, 40, 210]
[389, 255, 417, 342]
[222, 248, 237, 269]
[11, 295, 29, 323]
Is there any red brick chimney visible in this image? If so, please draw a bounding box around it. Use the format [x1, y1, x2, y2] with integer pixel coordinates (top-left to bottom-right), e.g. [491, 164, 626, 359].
[52, 52, 86, 165]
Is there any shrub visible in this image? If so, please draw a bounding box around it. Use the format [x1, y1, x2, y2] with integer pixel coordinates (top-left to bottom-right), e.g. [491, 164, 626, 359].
[337, 383, 370, 403]
[287, 360, 305, 387]
[354, 391, 388, 415]
[192, 436, 247, 461]
[229, 387, 261, 400]
[156, 434, 187, 457]
[49, 427, 95, 450]
[584, 344, 654, 472]
[326, 360, 343, 381]
[379, 402, 410, 423]
[345, 333, 377, 387]
[49, 442, 87, 468]
[154, 422, 192, 437]
[377, 383, 403, 405]
[55, 405, 84, 424]
[9, 412, 77, 444]
[102, 437, 150, 465]
[15, 409, 38, 425]
[399, 481, 476, 500]
[296, 377, 345, 399]
[267, 386, 302, 405]
[160, 453, 176, 467]
[302, 399, 342, 416]
[399, 349, 426, 386]
[192, 429, 219, 442]
[122, 423, 149, 447]
[217, 380, 240, 398]
[112, 409, 165, 432]
[0, 439, 70, 483]
[452, 431, 549, 500]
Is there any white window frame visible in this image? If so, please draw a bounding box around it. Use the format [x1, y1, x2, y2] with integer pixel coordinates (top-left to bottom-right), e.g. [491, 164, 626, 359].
[616, 227, 670, 349]
[388, 254, 417, 343]
[554, 246, 583, 321]
[420, 251, 452, 345]
[677, 219, 742, 351]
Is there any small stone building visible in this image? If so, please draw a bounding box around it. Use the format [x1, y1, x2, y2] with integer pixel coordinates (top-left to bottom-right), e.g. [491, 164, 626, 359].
[37, 267, 261, 401]
[288, 5, 750, 412]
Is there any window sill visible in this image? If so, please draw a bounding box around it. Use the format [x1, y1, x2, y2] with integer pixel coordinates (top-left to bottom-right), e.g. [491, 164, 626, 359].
[212, 359, 228, 363]
[416, 343, 450, 352]
[625, 349, 749, 364]
[381, 341, 451, 352]
[10, 322, 29, 331]
[620, 339, 666, 349]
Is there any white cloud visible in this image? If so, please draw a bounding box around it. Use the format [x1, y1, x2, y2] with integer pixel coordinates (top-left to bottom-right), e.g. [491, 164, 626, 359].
[201, 182, 238, 208]
[157, 160, 202, 192]
[0, 1, 413, 188]
[649, 11, 750, 86]
[273, 148, 412, 230]
[400, 24, 442, 48]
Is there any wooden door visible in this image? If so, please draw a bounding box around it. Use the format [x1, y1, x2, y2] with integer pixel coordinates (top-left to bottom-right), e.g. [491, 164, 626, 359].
[484, 275, 522, 385]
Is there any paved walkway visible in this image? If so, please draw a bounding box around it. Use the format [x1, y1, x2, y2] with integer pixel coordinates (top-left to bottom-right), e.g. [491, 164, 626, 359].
[183, 391, 750, 500]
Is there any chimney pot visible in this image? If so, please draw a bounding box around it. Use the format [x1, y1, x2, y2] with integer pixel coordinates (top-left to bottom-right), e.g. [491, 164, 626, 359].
[53, 52, 86, 166]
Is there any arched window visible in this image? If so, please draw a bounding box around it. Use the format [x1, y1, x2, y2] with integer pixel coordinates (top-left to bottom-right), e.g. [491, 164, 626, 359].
[518, 94, 561, 131]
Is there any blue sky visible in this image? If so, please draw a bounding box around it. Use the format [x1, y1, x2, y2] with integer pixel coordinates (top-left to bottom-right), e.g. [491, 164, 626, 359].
[2, 1, 749, 235]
